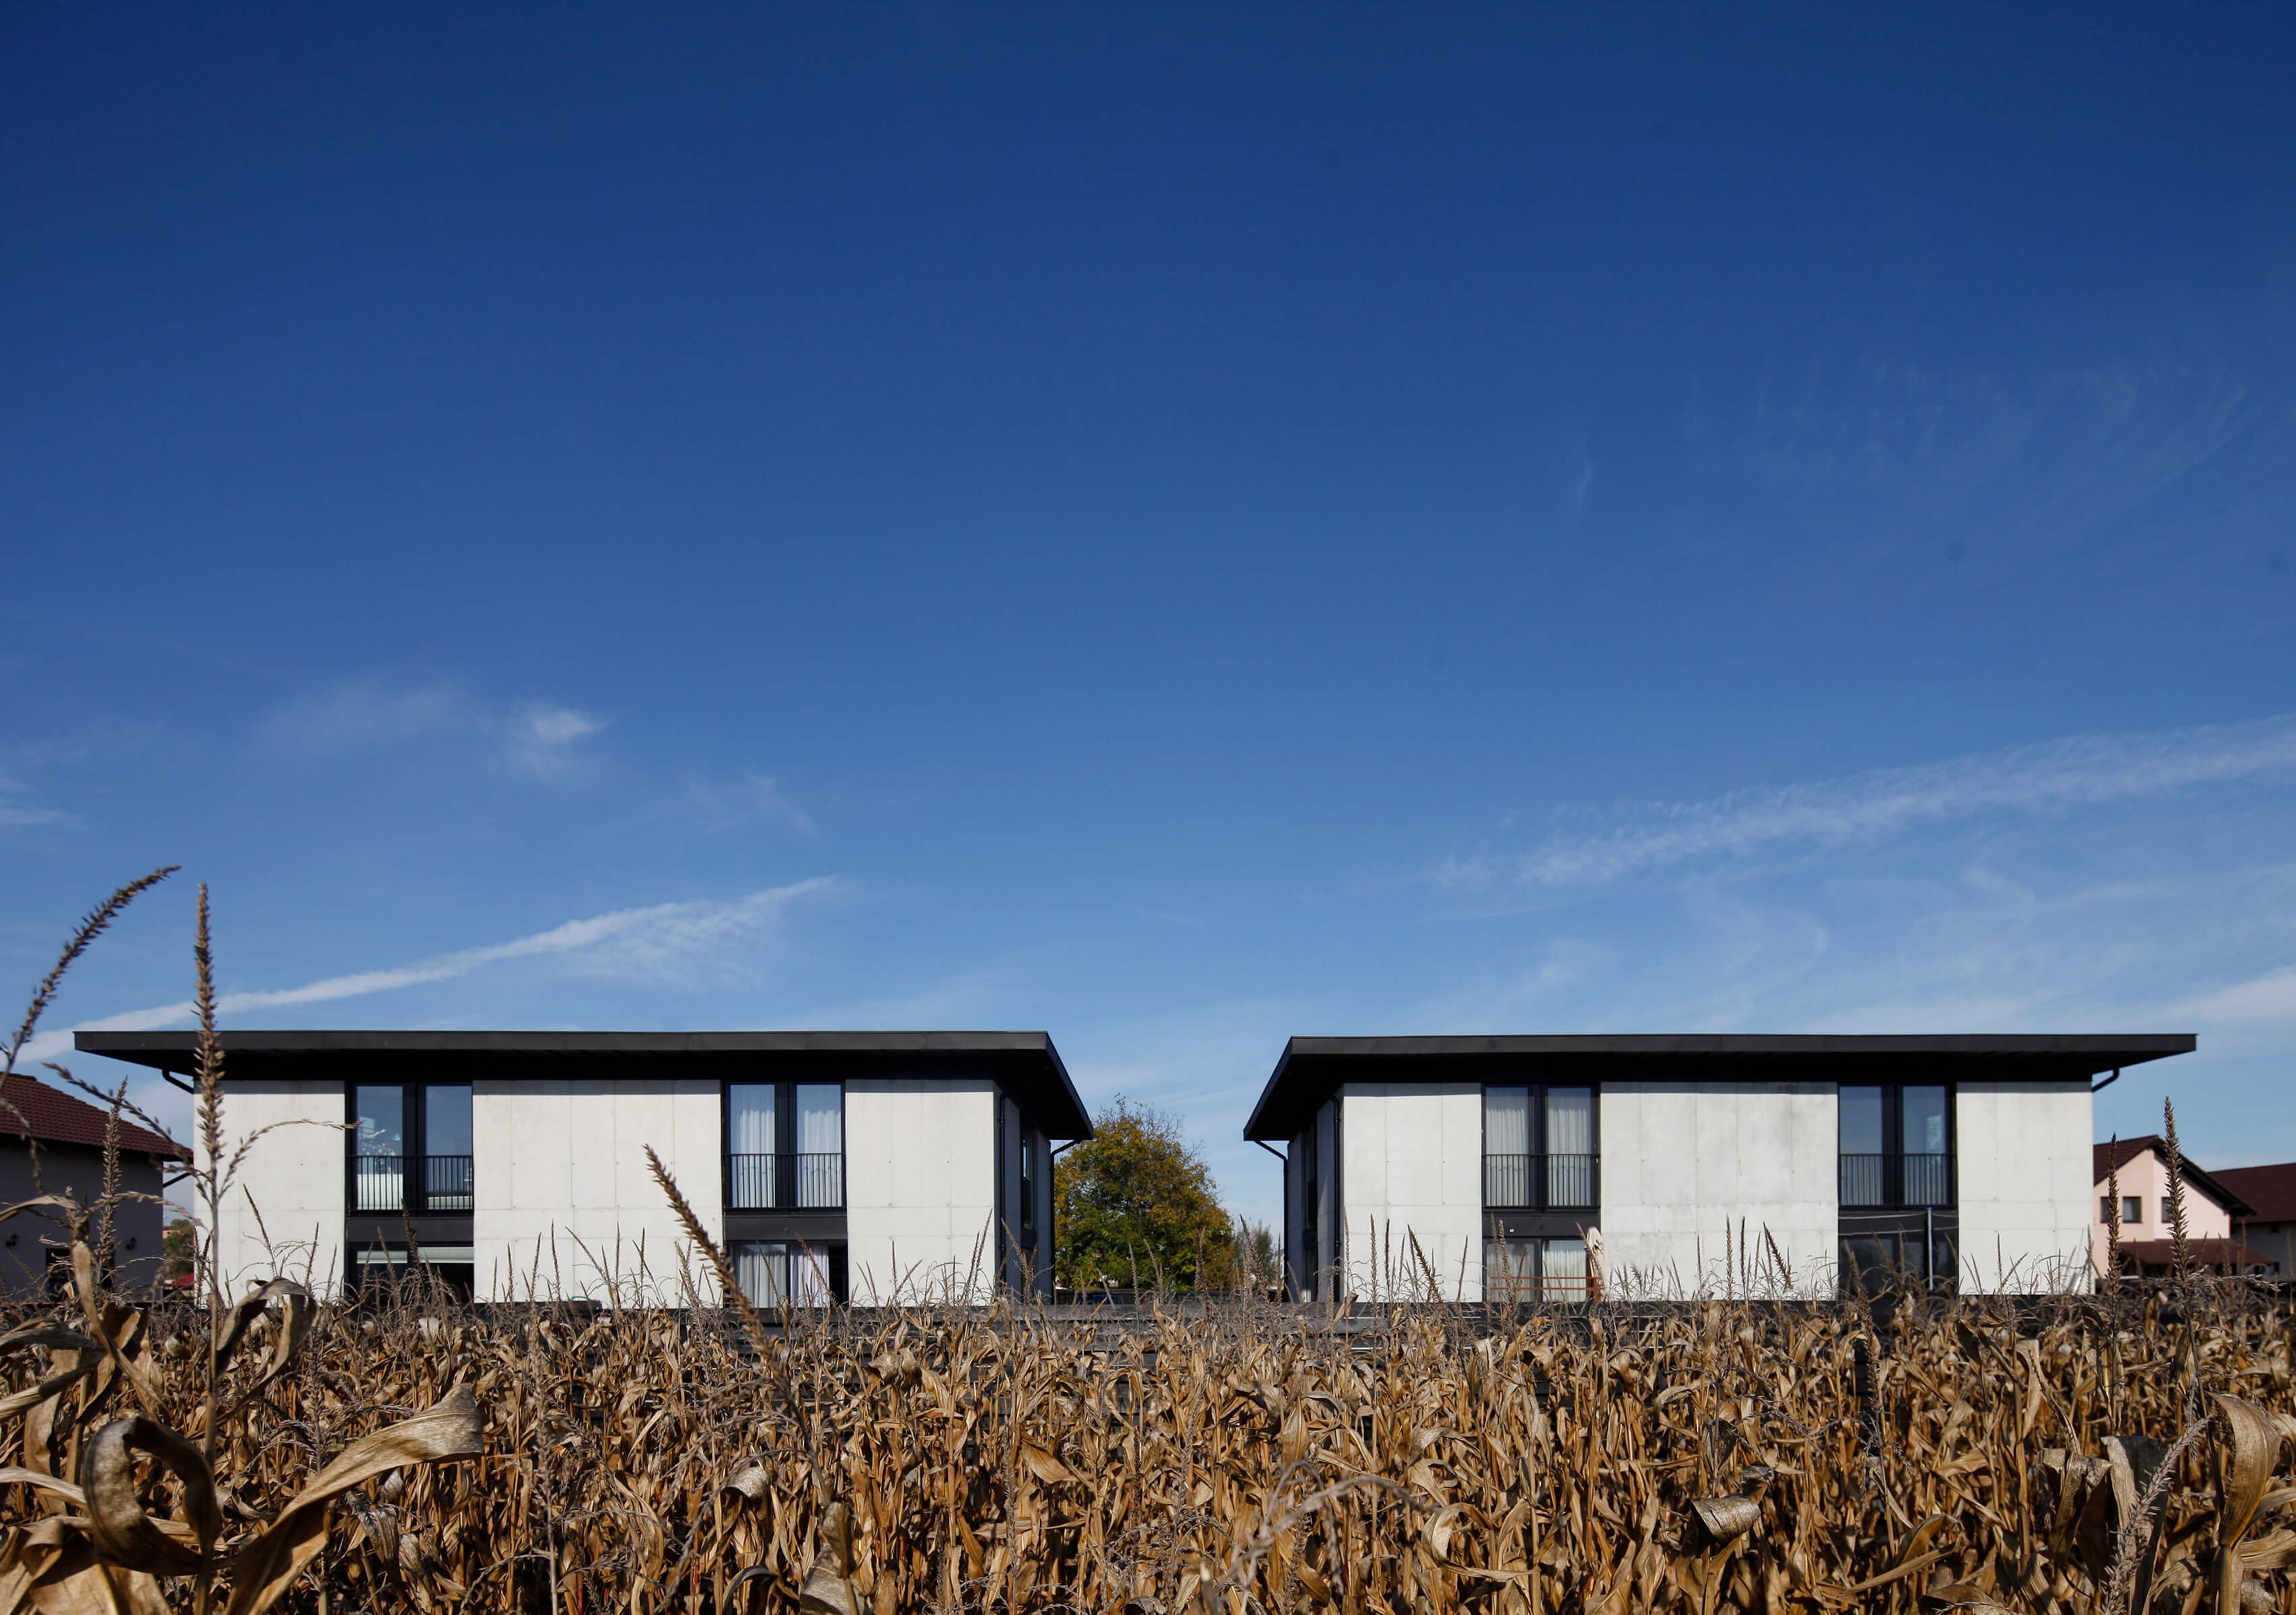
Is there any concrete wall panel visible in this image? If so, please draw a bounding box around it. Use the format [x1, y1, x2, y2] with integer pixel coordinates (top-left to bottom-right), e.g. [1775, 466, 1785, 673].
[1959, 1081, 2091, 1293]
[845, 1078, 995, 1305]
[471, 1078, 722, 1303]
[200, 1081, 346, 1297]
[1598, 1082, 1836, 1296]
[1338, 1082, 1483, 1301]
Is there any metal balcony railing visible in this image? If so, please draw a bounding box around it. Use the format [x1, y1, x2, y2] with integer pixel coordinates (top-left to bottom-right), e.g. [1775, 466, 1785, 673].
[726, 1153, 844, 1211]
[353, 1155, 404, 1213]
[353, 1154, 476, 1213]
[424, 1155, 474, 1213]
[1839, 1153, 1951, 1208]
[1483, 1153, 1599, 1211]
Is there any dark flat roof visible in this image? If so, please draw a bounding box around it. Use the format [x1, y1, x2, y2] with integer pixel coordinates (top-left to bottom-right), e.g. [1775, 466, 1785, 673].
[1243, 1032, 2197, 1141]
[76, 1029, 1092, 1139]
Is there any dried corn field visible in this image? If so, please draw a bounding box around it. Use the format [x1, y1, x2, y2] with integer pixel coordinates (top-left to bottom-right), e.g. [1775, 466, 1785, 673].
[4, 1274, 2295, 1614]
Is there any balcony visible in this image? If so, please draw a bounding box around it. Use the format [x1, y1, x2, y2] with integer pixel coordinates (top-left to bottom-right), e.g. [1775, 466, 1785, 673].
[1483, 1153, 1599, 1211]
[1839, 1152, 1951, 1208]
[352, 1155, 474, 1214]
[727, 1152, 845, 1212]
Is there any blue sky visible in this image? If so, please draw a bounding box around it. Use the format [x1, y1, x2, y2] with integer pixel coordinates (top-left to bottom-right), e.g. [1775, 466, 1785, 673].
[6, 6, 2294, 1226]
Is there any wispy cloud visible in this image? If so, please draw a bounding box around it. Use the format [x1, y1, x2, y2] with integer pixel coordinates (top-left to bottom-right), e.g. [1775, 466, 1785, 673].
[505, 703, 606, 778]
[0, 770, 71, 830]
[18, 878, 839, 1064]
[262, 682, 605, 779]
[684, 771, 817, 836]
[1453, 713, 2296, 893]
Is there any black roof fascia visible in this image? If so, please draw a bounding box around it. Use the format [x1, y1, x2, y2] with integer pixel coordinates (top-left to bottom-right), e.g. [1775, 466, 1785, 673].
[1241, 1033, 2198, 1142]
[75, 1029, 1093, 1140]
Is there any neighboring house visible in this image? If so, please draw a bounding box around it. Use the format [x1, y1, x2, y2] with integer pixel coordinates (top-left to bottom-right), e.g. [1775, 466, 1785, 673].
[0, 1070, 187, 1296]
[1245, 1034, 2195, 1302]
[77, 1030, 1089, 1306]
[2212, 1160, 2296, 1281]
[2091, 1137, 2268, 1276]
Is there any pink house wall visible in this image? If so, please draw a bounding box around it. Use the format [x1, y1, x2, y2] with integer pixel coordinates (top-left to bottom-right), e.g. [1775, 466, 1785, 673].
[2089, 1146, 2232, 1273]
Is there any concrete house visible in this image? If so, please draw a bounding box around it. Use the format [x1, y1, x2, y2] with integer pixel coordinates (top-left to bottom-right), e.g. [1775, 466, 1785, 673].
[0, 1070, 187, 1296]
[1245, 1033, 2196, 1301]
[77, 1030, 1090, 1306]
[2090, 1136, 2267, 1277]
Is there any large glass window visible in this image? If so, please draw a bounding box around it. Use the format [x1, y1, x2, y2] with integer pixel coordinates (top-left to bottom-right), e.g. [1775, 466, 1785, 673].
[732, 1241, 835, 1308]
[1838, 1083, 1952, 1208]
[727, 1085, 777, 1209]
[423, 1085, 474, 1212]
[1484, 1236, 1590, 1303]
[1483, 1085, 1597, 1210]
[353, 1086, 405, 1212]
[794, 1084, 843, 1209]
[1900, 1087, 1949, 1206]
[1838, 1086, 1885, 1206]
[350, 1084, 477, 1215]
[725, 1082, 843, 1210]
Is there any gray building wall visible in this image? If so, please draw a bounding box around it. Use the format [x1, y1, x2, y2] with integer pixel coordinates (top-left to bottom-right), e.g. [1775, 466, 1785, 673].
[0, 1143, 171, 1297]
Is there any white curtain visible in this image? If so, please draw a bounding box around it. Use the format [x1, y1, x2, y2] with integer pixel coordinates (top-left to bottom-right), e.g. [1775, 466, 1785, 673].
[791, 1246, 831, 1308]
[728, 1085, 775, 1154]
[1483, 1087, 1530, 1154]
[735, 1241, 785, 1307]
[1484, 1237, 1536, 1301]
[1545, 1088, 1591, 1154]
[795, 1085, 842, 1154]
[1542, 1236, 1588, 1301]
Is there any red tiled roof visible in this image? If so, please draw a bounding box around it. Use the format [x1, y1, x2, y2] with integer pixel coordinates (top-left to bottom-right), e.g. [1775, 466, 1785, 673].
[0, 1072, 187, 1159]
[2214, 1161, 2296, 1224]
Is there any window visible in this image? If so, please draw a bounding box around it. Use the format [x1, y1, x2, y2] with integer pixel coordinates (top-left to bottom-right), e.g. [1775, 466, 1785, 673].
[350, 1084, 473, 1215]
[1483, 1086, 1597, 1210]
[725, 1083, 844, 1210]
[732, 1241, 835, 1308]
[1838, 1085, 1952, 1207]
[1485, 1236, 1589, 1303]
[2124, 1196, 2142, 1224]
[1018, 1131, 1037, 1235]
[2101, 1197, 2113, 1223]
[353, 1086, 404, 1211]
[424, 1086, 473, 1212]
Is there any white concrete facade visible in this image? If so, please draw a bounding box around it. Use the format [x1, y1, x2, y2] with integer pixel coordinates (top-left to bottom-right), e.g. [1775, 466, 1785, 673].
[1956, 1081, 2093, 1292]
[471, 1077, 724, 1304]
[843, 1077, 997, 1305]
[1598, 1081, 1838, 1296]
[1337, 1082, 1485, 1300]
[203, 1081, 347, 1294]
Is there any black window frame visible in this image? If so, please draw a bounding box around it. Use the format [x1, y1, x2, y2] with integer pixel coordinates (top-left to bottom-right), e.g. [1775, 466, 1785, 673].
[1835, 1083, 1957, 1209]
[344, 1082, 474, 1216]
[721, 1080, 847, 1213]
[1480, 1083, 1601, 1213]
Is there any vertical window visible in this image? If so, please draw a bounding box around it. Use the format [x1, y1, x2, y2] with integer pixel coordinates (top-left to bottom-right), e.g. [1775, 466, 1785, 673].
[2101, 1197, 2114, 1224]
[354, 1086, 404, 1211]
[1901, 1086, 1949, 1206]
[1838, 1086, 1885, 1206]
[1019, 1131, 1037, 1235]
[1483, 1086, 1597, 1210]
[1483, 1088, 1531, 1208]
[1484, 1236, 1589, 1303]
[732, 1241, 835, 1308]
[1546, 1088, 1594, 1208]
[2123, 1196, 2142, 1224]
[794, 1084, 843, 1208]
[727, 1085, 776, 1210]
[423, 1085, 474, 1212]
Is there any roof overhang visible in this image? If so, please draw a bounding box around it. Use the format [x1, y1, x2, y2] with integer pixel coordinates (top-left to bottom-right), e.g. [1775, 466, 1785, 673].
[76, 1029, 1094, 1140]
[1242, 1032, 2197, 1142]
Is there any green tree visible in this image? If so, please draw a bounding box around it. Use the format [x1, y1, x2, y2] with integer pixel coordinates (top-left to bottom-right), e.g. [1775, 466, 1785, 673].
[1055, 1098, 1236, 1292]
